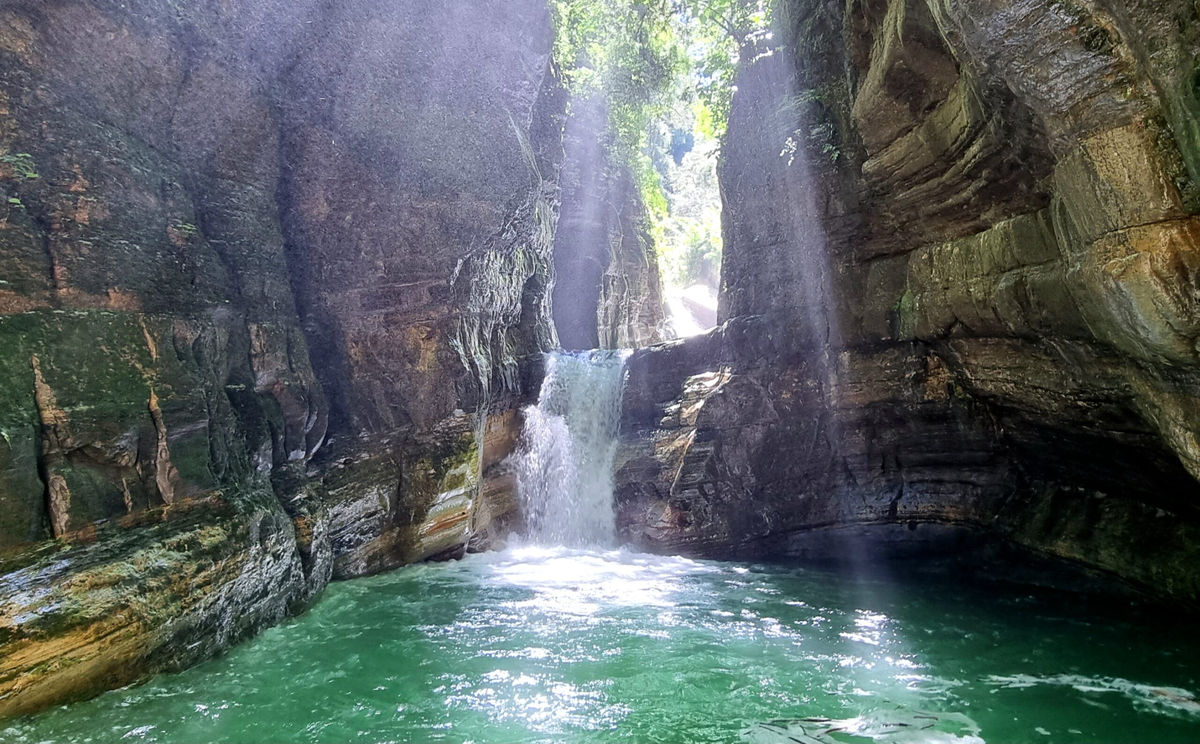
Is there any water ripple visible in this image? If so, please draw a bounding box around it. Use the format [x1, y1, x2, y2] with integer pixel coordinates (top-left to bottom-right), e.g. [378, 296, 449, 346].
[8, 548, 1200, 743]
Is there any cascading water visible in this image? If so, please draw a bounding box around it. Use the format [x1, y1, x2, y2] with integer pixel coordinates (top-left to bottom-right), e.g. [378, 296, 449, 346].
[510, 349, 630, 547]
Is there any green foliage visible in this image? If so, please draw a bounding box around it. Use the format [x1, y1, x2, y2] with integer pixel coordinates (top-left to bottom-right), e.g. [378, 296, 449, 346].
[656, 137, 723, 288]
[551, 0, 775, 292]
[1, 153, 39, 180]
[659, 213, 721, 286]
[552, 0, 687, 260]
[552, 0, 683, 165]
[635, 152, 670, 219]
[777, 90, 842, 166]
[677, 0, 773, 139]
[893, 288, 917, 338]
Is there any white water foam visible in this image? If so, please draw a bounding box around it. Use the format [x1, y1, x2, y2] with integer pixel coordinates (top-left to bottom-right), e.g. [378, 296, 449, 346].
[510, 350, 630, 547]
[742, 709, 984, 744]
[986, 674, 1200, 718]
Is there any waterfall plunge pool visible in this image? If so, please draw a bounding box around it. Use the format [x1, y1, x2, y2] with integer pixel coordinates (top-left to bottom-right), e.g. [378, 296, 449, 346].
[11, 352, 1200, 743]
[8, 545, 1200, 744]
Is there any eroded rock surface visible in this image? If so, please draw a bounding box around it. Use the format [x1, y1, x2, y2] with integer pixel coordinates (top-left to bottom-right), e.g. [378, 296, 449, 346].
[618, 0, 1200, 604]
[2, 0, 1199, 720]
[0, 0, 554, 717]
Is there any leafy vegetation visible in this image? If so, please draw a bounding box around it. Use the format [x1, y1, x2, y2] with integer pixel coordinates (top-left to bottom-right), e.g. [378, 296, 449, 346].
[657, 133, 723, 288]
[677, 0, 773, 139]
[551, 0, 682, 186]
[778, 90, 841, 165]
[1, 153, 39, 180]
[551, 0, 775, 291]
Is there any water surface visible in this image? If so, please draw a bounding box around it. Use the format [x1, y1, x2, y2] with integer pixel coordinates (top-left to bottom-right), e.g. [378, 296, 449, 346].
[8, 546, 1200, 743]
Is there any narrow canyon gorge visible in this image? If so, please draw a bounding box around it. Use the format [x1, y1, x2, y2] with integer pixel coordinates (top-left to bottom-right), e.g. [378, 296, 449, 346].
[0, 0, 1198, 739]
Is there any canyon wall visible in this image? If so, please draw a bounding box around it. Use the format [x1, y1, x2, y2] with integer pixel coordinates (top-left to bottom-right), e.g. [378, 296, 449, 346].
[616, 0, 1200, 604]
[3, 0, 1198, 720]
[0, 0, 559, 717]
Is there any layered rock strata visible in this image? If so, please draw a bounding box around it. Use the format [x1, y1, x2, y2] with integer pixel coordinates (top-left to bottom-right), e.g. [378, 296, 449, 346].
[617, 0, 1200, 605]
[0, 0, 558, 717]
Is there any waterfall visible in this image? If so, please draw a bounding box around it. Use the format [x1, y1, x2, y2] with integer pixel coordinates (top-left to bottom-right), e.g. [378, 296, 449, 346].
[511, 350, 630, 547]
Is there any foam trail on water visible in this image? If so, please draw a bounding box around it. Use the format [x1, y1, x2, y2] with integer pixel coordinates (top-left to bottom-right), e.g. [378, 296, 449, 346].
[511, 350, 630, 547]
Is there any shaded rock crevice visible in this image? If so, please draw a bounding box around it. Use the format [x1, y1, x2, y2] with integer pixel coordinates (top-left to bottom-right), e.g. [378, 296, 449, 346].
[551, 95, 666, 351]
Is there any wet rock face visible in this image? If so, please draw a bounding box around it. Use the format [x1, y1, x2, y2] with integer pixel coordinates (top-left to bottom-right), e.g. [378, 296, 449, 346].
[0, 0, 553, 717]
[274, 0, 562, 576]
[620, 0, 1200, 603]
[280, 0, 562, 433]
[0, 497, 319, 720]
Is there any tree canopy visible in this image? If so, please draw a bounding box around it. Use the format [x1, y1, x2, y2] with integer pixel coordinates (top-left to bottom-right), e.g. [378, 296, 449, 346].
[551, 0, 774, 290]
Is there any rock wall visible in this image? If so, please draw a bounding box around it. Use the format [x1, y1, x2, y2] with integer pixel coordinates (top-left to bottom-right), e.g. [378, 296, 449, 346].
[0, 0, 560, 717]
[616, 0, 1200, 604]
[552, 96, 667, 351]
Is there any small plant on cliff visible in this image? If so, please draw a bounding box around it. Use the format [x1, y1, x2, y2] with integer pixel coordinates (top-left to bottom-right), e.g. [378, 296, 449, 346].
[1, 153, 39, 180]
[777, 90, 842, 166]
[892, 289, 917, 338]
